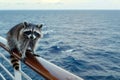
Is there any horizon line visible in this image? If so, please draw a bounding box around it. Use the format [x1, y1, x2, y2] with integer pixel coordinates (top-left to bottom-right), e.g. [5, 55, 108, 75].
[0, 9, 120, 10]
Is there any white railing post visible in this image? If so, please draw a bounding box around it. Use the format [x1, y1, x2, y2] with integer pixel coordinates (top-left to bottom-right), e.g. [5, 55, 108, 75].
[0, 63, 15, 79]
[0, 53, 22, 80]
[0, 53, 32, 80]
[0, 36, 32, 80]
[14, 61, 22, 80]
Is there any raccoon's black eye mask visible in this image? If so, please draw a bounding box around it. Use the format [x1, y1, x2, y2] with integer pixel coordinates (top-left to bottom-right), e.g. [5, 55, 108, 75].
[34, 32, 41, 37]
[23, 31, 40, 37]
[23, 31, 31, 35]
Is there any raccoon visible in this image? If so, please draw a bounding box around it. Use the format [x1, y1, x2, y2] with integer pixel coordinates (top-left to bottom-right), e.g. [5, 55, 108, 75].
[7, 22, 42, 70]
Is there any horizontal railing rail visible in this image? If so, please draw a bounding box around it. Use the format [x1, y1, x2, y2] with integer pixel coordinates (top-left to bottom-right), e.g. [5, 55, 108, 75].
[0, 53, 32, 80]
[0, 36, 84, 80]
[0, 73, 6, 80]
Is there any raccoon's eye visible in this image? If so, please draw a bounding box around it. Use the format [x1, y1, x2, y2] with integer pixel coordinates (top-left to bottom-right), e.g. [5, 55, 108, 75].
[34, 32, 40, 37]
[24, 31, 32, 35]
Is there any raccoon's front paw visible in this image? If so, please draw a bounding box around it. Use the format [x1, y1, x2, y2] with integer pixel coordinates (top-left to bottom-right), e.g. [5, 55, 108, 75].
[33, 54, 40, 57]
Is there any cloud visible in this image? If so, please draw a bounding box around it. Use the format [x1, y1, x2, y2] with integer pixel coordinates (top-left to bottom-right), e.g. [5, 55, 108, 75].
[0, 0, 64, 10]
[0, 0, 62, 4]
[0, 0, 120, 9]
[40, 0, 61, 3]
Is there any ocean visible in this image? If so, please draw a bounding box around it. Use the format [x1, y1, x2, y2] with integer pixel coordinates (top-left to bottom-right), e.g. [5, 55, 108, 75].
[0, 10, 120, 80]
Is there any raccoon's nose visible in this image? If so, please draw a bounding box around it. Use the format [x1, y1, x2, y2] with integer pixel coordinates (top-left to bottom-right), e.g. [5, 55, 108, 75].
[30, 36, 34, 39]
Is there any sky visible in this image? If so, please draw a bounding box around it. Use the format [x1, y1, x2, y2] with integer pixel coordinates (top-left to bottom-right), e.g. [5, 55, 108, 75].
[0, 0, 120, 10]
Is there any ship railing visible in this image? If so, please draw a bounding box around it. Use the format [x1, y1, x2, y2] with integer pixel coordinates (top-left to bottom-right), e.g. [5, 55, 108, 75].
[0, 53, 32, 80]
[0, 36, 84, 80]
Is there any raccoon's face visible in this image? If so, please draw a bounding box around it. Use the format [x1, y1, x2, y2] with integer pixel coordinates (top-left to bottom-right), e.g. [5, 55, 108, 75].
[22, 22, 42, 40]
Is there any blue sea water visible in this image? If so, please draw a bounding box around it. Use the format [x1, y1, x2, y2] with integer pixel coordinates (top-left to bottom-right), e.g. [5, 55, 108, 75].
[0, 10, 120, 80]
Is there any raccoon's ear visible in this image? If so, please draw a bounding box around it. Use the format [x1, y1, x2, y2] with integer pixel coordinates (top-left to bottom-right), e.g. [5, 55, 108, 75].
[23, 22, 28, 28]
[37, 24, 43, 29]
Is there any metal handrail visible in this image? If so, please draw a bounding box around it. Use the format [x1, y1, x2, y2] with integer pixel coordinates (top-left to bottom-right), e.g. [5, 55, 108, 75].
[0, 73, 6, 80]
[0, 63, 15, 79]
[0, 36, 84, 80]
[0, 42, 58, 80]
[0, 53, 32, 80]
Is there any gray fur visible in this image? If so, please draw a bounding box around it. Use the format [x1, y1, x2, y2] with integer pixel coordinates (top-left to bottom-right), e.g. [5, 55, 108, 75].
[7, 22, 42, 58]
